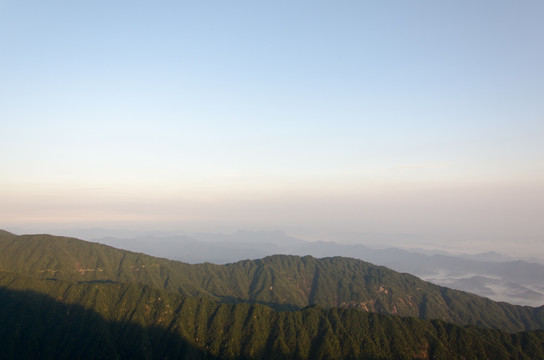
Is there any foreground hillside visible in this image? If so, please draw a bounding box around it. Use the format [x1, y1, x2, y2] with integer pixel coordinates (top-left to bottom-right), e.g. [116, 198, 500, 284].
[0, 230, 542, 332]
[1, 272, 544, 360]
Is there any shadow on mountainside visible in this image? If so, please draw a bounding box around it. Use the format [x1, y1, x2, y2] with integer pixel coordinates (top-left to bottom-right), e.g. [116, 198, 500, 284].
[0, 286, 220, 360]
[1, 286, 544, 360]
[0, 287, 337, 360]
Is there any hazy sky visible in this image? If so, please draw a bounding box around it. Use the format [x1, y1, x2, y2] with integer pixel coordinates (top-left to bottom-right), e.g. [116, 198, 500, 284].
[1, 1, 543, 251]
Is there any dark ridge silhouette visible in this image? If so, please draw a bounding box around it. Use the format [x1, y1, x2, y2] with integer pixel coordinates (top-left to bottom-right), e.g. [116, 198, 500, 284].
[0, 287, 219, 360]
[1, 284, 544, 360]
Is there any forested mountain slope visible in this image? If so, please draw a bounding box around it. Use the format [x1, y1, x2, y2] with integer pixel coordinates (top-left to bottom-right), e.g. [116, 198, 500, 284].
[93, 231, 544, 306]
[1, 272, 544, 360]
[1, 230, 543, 332]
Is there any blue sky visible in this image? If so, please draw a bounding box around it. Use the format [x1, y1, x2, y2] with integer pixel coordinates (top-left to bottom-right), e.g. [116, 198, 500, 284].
[1, 1, 543, 252]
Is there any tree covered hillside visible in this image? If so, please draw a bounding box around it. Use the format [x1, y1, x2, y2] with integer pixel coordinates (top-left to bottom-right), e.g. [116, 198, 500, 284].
[1, 272, 544, 360]
[0, 231, 542, 332]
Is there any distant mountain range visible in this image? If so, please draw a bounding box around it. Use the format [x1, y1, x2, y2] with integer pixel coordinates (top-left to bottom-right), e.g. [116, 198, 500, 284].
[88, 230, 544, 307]
[1, 230, 544, 359]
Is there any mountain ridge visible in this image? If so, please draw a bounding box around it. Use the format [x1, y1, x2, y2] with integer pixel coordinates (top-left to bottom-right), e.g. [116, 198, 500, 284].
[91, 231, 544, 306]
[2, 230, 544, 359]
[1, 230, 543, 333]
[2, 271, 544, 360]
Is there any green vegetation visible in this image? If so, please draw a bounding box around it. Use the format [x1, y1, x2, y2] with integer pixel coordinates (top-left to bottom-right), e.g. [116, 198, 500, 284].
[1, 231, 542, 331]
[1, 273, 544, 360]
[1, 230, 544, 359]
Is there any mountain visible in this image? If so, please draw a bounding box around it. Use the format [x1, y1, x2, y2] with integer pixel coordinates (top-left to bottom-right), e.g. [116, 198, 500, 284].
[97, 234, 278, 264]
[2, 272, 544, 360]
[290, 241, 544, 307]
[92, 231, 544, 306]
[96, 230, 305, 264]
[1, 230, 543, 333]
[2, 230, 544, 359]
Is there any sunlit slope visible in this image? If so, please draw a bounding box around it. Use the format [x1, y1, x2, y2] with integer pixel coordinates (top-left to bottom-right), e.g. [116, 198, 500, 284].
[1, 230, 542, 332]
[1, 272, 543, 360]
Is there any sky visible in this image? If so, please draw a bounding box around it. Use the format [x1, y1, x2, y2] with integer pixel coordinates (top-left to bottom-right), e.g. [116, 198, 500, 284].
[1, 1, 543, 254]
